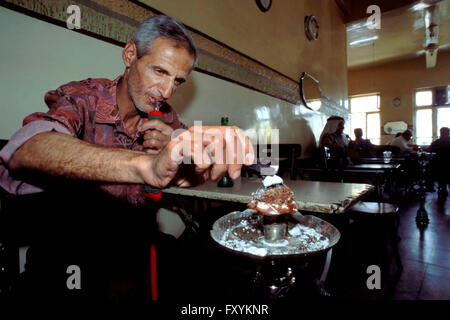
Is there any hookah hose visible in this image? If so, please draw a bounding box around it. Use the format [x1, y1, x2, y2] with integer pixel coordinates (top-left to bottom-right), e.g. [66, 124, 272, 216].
[143, 109, 165, 300]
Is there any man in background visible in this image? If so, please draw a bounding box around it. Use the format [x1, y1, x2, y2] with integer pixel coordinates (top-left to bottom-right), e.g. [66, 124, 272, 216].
[388, 129, 417, 153]
[428, 127, 450, 198]
[319, 116, 359, 163]
[428, 127, 450, 152]
[353, 128, 376, 158]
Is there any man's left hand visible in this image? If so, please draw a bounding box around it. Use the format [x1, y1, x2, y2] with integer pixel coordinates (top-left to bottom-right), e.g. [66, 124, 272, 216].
[140, 119, 173, 154]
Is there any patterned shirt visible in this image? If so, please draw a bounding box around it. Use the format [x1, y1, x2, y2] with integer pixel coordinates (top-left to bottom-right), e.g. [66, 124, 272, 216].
[0, 76, 186, 207]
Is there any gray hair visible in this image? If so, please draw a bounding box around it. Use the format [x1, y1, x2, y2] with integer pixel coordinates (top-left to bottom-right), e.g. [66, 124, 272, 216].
[133, 15, 198, 68]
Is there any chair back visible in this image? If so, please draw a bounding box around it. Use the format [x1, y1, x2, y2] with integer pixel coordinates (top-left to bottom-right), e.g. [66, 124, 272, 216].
[431, 147, 450, 183]
[316, 146, 346, 182]
[0, 139, 8, 150]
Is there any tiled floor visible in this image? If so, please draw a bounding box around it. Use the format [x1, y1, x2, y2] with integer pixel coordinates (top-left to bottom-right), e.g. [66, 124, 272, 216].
[393, 191, 450, 300]
[315, 187, 450, 300]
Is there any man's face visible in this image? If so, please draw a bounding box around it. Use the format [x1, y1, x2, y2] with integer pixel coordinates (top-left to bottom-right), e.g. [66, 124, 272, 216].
[336, 121, 344, 135]
[403, 131, 412, 141]
[126, 37, 194, 113]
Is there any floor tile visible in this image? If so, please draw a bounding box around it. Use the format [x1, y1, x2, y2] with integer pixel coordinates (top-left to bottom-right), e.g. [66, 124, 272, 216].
[393, 258, 427, 300]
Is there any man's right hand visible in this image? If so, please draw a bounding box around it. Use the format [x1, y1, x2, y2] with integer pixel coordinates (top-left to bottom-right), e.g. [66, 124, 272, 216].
[137, 125, 255, 189]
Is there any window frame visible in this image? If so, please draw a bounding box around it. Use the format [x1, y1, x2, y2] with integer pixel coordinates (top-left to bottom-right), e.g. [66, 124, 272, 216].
[414, 87, 450, 144]
[349, 93, 380, 142]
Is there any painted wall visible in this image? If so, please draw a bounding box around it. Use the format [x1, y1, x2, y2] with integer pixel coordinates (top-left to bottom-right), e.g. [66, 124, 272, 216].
[140, 0, 348, 110]
[348, 50, 450, 144]
[0, 6, 124, 139]
[0, 6, 328, 156]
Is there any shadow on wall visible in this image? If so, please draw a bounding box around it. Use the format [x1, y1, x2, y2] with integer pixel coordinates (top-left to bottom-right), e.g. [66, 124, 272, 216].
[280, 118, 317, 157]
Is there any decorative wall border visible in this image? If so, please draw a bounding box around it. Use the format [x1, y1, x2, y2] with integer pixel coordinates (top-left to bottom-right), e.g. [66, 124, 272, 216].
[1, 0, 347, 116]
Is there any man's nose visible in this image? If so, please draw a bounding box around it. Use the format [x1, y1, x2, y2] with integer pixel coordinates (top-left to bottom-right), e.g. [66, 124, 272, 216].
[159, 78, 175, 100]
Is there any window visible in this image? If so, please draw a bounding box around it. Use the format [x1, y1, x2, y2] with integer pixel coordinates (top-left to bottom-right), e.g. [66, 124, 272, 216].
[349, 93, 380, 145]
[416, 109, 432, 145]
[437, 107, 450, 133]
[415, 90, 432, 106]
[415, 87, 450, 145]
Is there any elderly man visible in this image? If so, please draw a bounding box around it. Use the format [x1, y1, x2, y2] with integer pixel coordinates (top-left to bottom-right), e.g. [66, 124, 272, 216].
[0, 15, 253, 299]
[428, 127, 450, 198]
[388, 129, 417, 153]
[319, 116, 359, 163]
[428, 127, 450, 152]
[353, 128, 376, 158]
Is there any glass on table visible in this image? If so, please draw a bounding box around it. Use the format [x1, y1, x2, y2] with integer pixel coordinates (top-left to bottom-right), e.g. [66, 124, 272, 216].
[383, 150, 392, 163]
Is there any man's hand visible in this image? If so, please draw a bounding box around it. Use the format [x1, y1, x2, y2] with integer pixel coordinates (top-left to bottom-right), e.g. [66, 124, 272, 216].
[137, 126, 255, 189]
[139, 119, 173, 154]
[7, 126, 254, 192]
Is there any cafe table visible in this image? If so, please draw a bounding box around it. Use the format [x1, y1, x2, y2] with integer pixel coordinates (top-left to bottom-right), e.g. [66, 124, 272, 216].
[344, 163, 401, 199]
[163, 177, 375, 214]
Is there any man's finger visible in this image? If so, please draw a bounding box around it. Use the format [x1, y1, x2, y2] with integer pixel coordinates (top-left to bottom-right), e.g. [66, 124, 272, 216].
[145, 149, 160, 155]
[140, 119, 173, 136]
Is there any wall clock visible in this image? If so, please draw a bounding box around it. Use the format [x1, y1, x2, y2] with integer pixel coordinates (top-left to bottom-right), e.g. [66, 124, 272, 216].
[392, 97, 402, 108]
[255, 0, 272, 12]
[305, 15, 319, 41]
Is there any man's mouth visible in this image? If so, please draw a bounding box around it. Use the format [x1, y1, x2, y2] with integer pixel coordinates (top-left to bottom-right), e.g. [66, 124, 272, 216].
[148, 96, 164, 109]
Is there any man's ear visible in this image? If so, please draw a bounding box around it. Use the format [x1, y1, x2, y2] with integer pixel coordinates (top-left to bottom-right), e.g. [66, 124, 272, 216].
[123, 41, 137, 68]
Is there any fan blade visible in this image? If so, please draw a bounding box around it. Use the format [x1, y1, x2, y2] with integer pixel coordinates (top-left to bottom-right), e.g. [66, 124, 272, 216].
[425, 48, 438, 68]
[425, 25, 439, 45]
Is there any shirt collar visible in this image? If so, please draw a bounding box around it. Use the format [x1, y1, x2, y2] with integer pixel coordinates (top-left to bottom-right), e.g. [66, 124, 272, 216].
[95, 75, 123, 124]
[95, 75, 145, 139]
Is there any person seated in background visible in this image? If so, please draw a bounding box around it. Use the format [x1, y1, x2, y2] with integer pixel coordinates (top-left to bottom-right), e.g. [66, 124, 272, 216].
[427, 127, 450, 198]
[319, 116, 359, 164]
[353, 128, 376, 158]
[427, 127, 450, 152]
[388, 129, 418, 153]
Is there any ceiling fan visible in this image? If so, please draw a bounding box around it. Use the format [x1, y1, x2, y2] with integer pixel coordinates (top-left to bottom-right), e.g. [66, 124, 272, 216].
[423, 2, 441, 68]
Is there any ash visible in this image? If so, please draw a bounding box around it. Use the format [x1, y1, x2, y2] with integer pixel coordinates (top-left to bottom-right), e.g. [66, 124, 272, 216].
[218, 219, 329, 257]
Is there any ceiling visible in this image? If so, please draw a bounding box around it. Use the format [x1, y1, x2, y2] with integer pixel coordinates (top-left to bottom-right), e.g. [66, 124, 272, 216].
[345, 0, 450, 69]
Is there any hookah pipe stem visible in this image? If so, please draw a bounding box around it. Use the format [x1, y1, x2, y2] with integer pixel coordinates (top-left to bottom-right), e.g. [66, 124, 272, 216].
[143, 109, 165, 202]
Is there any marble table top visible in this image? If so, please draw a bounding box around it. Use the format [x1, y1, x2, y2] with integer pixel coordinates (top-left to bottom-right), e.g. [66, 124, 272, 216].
[163, 177, 374, 214]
